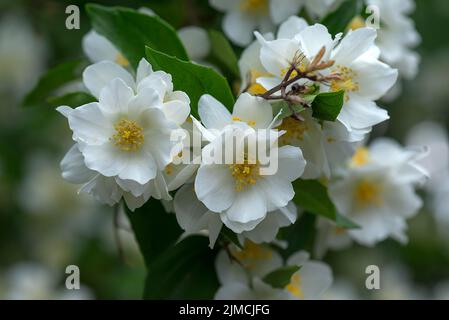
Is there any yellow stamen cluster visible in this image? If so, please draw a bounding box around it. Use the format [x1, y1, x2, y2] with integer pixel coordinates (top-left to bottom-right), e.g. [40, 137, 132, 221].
[354, 180, 383, 207]
[115, 53, 130, 67]
[247, 69, 268, 95]
[112, 119, 144, 152]
[351, 147, 370, 167]
[285, 273, 304, 299]
[165, 164, 174, 175]
[240, 0, 268, 13]
[278, 117, 308, 145]
[229, 159, 260, 192]
[331, 65, 359, 100]
[232, 241, 272, 269]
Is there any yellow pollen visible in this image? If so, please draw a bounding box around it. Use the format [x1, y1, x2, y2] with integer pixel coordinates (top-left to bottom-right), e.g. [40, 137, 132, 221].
[232, 241, 272, 269]
[240, 0, 268, 13]
[112, 119, 144, 152]
[232, 116, 257, 127]
[348, 16, 366, 31]
[247, 83, 267, 95]
[331, 65, 359, 101]
[229, 159, 260, 192]
[351, 147, 370, 167]
[115, 53, 130, 67]
[334, 226, 346, 235]
[278, 117, 308, 145]
[285, 273, 304, 299]
[354, 180, 383, 207]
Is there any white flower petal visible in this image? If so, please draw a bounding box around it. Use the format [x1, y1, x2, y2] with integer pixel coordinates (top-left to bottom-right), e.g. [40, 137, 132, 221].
[232, 93, 273, 129]
[270, 0, 303, 25]
[198, 94, 232, 130]
[60, 144, 96, 184]
[332, 28, 377, 66]
[223, 11, 257, 46]
[83, 61, 135, 98]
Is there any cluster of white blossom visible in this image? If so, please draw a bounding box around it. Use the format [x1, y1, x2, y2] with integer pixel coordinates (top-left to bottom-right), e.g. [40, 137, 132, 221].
[56, 1, 426, 300]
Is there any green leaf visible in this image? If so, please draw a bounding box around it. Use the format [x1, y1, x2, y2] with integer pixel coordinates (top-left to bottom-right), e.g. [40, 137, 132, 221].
[126, 199, 182, 268]
[47, 92, 96, 108]
[146, 46, 235, 117]
[86, 4, 188, 69]
[321, 0, 364, 36]
[280, 212, 316, 257]
[208, 29, 239, 77]
[143, 236, 219, 299]
[262, 265, 301, 289]
[293, 179, 359, 229]
[311, 90, 345, 121]
[23, 60, 86, 107]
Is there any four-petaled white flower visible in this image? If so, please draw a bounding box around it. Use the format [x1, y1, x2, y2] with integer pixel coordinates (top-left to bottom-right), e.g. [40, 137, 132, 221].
[192, 93, 306, 233]
[214, 242, 333, 300]
[328, 138, 427, 246]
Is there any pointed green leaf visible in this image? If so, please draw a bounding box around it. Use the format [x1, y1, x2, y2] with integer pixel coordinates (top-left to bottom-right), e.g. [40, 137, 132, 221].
[146, 46, 235, 117]
[86, 4, 188, 69]
[311, 90, 345, 121]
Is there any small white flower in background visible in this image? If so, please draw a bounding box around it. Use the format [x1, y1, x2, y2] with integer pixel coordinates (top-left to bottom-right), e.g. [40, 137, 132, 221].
[178, 26, 211, 63]
[0, 14, 47, 99]
[214, 242, 333, 299]
[173, 184, 298, 247]
[406, 122, 449, 235]
[366, 0, 420, 81]
[328, 138, 427, 246]
[314, 217, 352, 258]
[1, 263, 93, 300]
[346, 0, 420, 100]
[58, 59, 191, 210]
[192, 93, 306, 234]
[209, 0, 337, 46]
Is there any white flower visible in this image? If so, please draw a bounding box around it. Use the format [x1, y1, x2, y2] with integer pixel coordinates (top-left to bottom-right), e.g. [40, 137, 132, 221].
[173, 184, 297, 247]
[58, 59, 191, 210]
[407, 121, 449, 234]
[178, 26, 211, 63]
[238, 16, 308, 94]
[314, 218, 352, 258]
[328, 138, 427, 246]
[193, 93, 306, 233]
[214, 242, 333, 300]
[210, 0, 337, 46]
[2, 263, 93, 300]
[366, 0, 420, 81]
[0, 14, 47, 99]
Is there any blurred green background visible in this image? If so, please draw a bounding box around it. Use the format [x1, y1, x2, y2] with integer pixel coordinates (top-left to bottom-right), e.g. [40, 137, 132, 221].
[1, 0, 449, 299]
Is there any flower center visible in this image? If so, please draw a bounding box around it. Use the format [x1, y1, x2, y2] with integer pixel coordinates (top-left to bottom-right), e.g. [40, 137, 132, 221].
[354, 180, 383, 207]
[285, 273, 304, 299]
[115, 53, 130, 67]
[331, 65, 359, 100]
[232, 241, 272, 269]
[112, 119, 144, 152]
[278, 117, 308, 145]
[351, 147, 370, 167]
[246, 69, 268, 95]
[229, 159, 260, 192]
[240, 0, 268, 14]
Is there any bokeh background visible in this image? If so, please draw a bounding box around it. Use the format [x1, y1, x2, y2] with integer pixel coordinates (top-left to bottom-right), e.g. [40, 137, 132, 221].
[1, 0, 449, 299]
